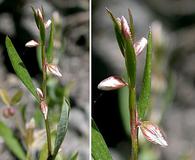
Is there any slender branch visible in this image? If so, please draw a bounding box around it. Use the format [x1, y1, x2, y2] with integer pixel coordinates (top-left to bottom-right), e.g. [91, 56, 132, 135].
[41, 42, 52, 157]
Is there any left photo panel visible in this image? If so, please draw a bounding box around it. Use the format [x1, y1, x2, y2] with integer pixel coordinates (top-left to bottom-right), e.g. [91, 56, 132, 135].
[0, 0, 89, 160]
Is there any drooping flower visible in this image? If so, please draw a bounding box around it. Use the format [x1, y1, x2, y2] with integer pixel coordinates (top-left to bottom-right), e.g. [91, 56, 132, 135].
[40, 100, 48, 119]
[139, 121, 168, 147]
[98, 76, 128, 91]
[46, 64, 62, 77]
[25, 40, 39, 48]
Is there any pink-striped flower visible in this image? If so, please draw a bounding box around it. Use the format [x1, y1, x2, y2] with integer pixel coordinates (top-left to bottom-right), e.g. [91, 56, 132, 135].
[40, 100, 48, 119]
[46, 64, 62, 77]
[139, 121, 168, 147]
[98, 76, 128, 91]
[134, 37, 147, 56]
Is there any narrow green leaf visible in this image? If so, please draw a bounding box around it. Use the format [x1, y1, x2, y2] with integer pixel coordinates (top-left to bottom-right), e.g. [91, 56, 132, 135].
[5, 36, 39, 101]
[124, 35, 136, 87]
[92, 119, 112, 160]
[47, 18, 54, 63]
[39, 18, 46, 44]
[39, 142, 48, 160]
[70, 152, 79, 160]
[138, 30, 152, 119]
[106, 8, 125, 56]
[128, 9, 135, 42]
[10, 90, 23, 105]
[0, 89, 10, 106]
[52, 98, 70, 159]
[32, 7, 40, 29]
[0, 121, 26, 160]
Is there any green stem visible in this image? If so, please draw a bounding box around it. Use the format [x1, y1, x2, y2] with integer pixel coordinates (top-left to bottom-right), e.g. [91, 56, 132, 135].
[41, 43, 52, 157]
[129, 86, 138, 160]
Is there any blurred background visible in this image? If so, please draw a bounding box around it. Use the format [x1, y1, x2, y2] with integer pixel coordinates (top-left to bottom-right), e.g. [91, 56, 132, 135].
[92, 0, 195, 160]
[0, 0, 89, 159]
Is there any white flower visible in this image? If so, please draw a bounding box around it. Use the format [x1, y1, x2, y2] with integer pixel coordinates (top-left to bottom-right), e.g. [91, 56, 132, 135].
[36, 88, 44, 100]
[46, 64, 62, 77]
[44, 19, 51, 29]
[139, 121, 168, 147]
[98, 76, 128, 91]
[25, 40, 39, 48]
[121, 16, 130, 39]
[134, 37, 147, 56]
[40, 100, 48, 119]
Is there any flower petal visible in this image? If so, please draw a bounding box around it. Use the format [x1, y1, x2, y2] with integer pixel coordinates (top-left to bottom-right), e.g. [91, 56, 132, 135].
[134, 37, 147, 56]
[140, 121, 168, 147]
[25, 40, 39, 48]
[46, 64, 62, 77]
[44, 19, 51, 29]
[121, 16, 130, 39]
[98, 76, 128, 91]
[36, 88, 44, 99]
[40, 101, 48, 119]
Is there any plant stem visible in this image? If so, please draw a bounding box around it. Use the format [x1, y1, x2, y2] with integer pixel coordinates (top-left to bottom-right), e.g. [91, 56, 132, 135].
[41, 43, 52, 157]
[129, 87, 138, 160]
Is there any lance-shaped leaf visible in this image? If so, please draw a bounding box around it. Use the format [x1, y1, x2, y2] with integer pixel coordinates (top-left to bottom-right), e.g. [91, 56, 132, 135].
[123, 32, 136, 87]
[52, 98, 70, 159]
[0, 121, 26, 160]
[92, 119, 112, 160]
[137, 30, 152, 119]
[70, 152, 79, 160]
[46, 18, 54, 63]
[5, 37, 39, 101]
[0, 89, 10, 106]
[106, 8, 125, 56]
[10, 90, 23, 105]
[128, 9, 135, 42]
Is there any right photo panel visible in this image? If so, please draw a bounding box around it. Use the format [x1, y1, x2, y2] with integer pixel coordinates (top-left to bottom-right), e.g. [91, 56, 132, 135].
[92, 0, 195, 160]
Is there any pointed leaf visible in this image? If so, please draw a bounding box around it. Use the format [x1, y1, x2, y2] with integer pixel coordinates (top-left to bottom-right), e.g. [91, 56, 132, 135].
[5, 37, 39, 101]
[10, 90, 23, 105]
[52, 98, 70, 159]
[106, 8, 125, 56]
[92, 119, 112, 160]
[47, 18, 54, 63]
[0, 89, 10, 106]
[128, 9, 135, 42]
[39, 17, 46, 44]
[124, 34, 136, 87]
[70, 152, 79, 160]
[138, 30, 152, 119]
[0, 121, 26, 160]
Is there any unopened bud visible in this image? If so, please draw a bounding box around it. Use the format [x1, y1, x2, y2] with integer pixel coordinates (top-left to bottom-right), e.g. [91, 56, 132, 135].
[134, 37, 147, 56]
[2, 107, 16, 118]
[121, 16, 130, 39]
[46, 64, 62, 77]
[140, 121, 168, 147]
[36, 88, 44, 100]
[40, 101, 48, 119]
[98, 76, 128, 91]
[116, 17, 121, 30]
[36, 8, 43, 21]
[25, 40, 39, 48]
[45, 19, 51, 29]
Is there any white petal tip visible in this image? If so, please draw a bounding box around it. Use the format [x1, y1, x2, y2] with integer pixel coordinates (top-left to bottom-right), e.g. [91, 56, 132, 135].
[98, 76, 127, 91]
[25, 40, 39, 48]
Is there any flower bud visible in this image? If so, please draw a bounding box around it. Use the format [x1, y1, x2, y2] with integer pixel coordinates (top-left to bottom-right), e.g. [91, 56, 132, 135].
[98, 76, 128, 91]
[121, 16, 130, 39]
[36, 8, 43, 21]
[134, 37, 147, 56]
[140, 121, 168, 147]
[46, 64, 62, 77]
[40, 100, 48, 119]
[44, 19, 51, 29]
[2, 107, 16, 118]
[36, 88, 44, 100]
[25, 40, 39, 48]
